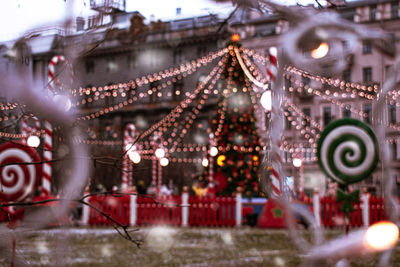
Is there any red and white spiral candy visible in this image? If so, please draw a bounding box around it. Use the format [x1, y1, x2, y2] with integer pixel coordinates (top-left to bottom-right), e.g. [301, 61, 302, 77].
[0, 142, 42, 202]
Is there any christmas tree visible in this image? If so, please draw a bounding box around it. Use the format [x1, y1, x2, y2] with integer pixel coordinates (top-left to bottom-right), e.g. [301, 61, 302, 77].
[207, 35, 262, 198]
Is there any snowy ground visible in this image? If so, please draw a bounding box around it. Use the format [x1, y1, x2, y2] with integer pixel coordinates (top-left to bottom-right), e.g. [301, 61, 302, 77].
[1, 227, 399, 266]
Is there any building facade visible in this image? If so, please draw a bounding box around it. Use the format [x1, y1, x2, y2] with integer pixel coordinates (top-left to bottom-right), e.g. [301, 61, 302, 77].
[1, 0, 399, 196]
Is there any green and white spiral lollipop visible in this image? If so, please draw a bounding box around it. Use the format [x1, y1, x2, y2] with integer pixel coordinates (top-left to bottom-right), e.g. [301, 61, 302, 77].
[317, 118, 379, 185]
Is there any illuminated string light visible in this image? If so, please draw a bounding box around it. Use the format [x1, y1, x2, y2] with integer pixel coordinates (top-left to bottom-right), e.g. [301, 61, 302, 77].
[310, 42, 329, 59]
[71, 48, 227, 98]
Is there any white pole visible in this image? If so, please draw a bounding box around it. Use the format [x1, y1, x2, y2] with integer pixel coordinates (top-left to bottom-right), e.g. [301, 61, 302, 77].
[182, 187, 189, 226]
[235, 190, 242, 227]
[362, 192, 370, 227]
[130, 194, 137, 226]
[313, 189, 321, 227]
[81, 199, 90, 225]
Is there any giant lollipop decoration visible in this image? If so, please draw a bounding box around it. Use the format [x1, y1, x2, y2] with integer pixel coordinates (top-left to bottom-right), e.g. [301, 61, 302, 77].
[317, 118, 379, 213]
[0, 142, 42, 202]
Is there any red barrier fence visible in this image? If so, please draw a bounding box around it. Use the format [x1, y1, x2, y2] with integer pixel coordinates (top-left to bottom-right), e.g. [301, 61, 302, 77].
[137, 195, 181, 226]
[188, 196, 236, 227]
[319, 196, 363, 228]
[0, 194, 391, 228]
[369, 196, 387, 224]
[88, 194, 130, 226]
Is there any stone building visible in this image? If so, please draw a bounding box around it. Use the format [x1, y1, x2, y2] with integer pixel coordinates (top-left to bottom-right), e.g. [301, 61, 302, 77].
[1, 0, 399, 196]
[237, 0, 400, 196]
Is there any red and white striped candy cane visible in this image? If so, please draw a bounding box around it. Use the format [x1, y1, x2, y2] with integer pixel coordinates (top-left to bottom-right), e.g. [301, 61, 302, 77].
[43, 55, 65, 195]
[48, 55, 66, 92]
[151, 132, 158, 193]
[42, 120, 52, 195]
[208, 133, 215, 186]
[158, 155, 162, 193]
[157, 133, 164, 193]
[122, 123, 136, 190]
[21, 116, 40, 144]
[266, 47, 284, 197]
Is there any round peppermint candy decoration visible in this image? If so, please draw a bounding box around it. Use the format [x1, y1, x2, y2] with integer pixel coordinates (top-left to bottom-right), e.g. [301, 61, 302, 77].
[0, 142, 41, 202]
[317, 118, 379, 185]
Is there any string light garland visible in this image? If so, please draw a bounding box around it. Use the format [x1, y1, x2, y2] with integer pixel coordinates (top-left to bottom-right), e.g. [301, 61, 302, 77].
[245, 49, 379, 99]
[75, 64, 221, 121]
[71, 48, 227, 98]
[72, 50, 225, 107]
[137, 60, 225, 141]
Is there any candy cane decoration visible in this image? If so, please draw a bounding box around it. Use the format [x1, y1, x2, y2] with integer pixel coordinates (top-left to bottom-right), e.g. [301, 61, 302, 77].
[208, 133, 215, 186]
[0, 142, 42, 202]
[122, 123, 135, 190]
[42, 121, 52, 195]
[266, 47, 284, 197]
[44, 55, 66, 195]
[151, 132, 158, 193]
[48, 55, 66, 92]
[158, 155, 162, 192]
[21, 116, 40, 144]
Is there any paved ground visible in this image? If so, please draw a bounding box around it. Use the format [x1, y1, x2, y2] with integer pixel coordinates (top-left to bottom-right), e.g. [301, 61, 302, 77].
[0, 227, 399, 266]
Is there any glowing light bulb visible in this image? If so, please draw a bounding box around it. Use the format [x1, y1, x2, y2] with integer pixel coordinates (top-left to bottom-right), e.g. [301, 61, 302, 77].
[27, 135, 40, 148]
[311, 42, 329, 59]
[210, 146, 218, 157]
[231, 34, 240, 42]
[202, 158, 209, 167]
[155, 148, 165, 159]
[129, 151, 141, 164]
[364, 221, 399, 251]
[293, 158, 302, 168]
[160, 157, 169, 166]
[261, 90, 272, 111]
[217, 155, 226, 167]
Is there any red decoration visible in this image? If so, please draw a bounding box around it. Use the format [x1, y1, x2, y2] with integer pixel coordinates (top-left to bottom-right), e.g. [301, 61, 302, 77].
[213, 171, 228, 193]
[0, 142, 42, 202]
[257, 199, 291, 228]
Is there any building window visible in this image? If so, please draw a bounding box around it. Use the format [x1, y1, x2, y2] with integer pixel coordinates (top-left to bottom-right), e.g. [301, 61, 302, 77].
[106, 57, 118, 72]
[85, 60, 95, 73]
[105, 83, 114, 106]
[302, 76, 310, 86]
[83, 84, 92, 107]
[285, 109, 292, 130]
[323, 106, 332, 126]
[173, 49, 184, 65]
[197, 46, 207, 58]
[302, 108, 311, 127]
[363, 103, 372, 123]
[389, 103, 396, 123]
[343, 105, 351, 118]
[392, 2, 399, 19]
[149, 81, 159, 103]
[343, 69, 351, 82]
[370, 5, 377, 21]
[172, 77, 184, 101]
[363, 67, 372, 83]
[385, 64, 393, 79]
[127, 53, 136, 69]
[393, 143, 398, 160]
[362, 40, 372, 54]
[285, 77, 292, 89]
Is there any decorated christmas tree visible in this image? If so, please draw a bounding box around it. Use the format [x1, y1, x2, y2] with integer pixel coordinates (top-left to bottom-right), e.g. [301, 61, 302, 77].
[207, 36, 262, 198]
